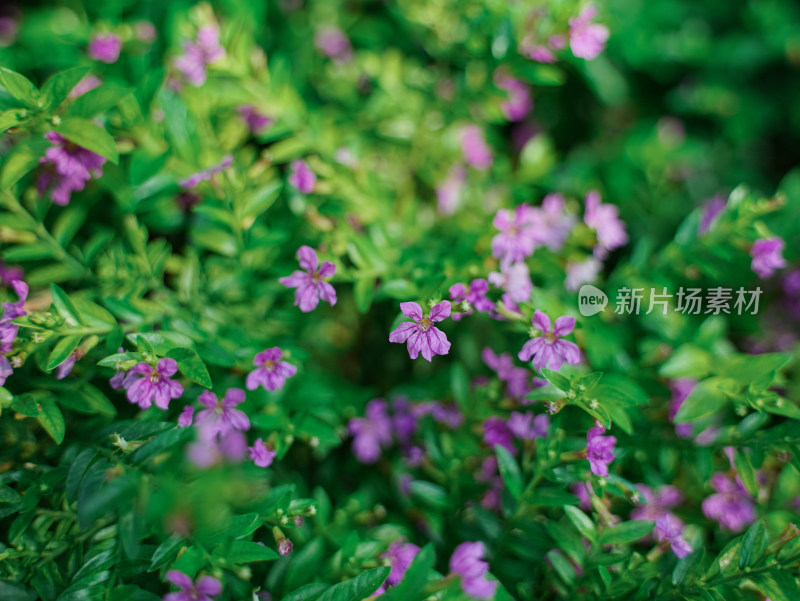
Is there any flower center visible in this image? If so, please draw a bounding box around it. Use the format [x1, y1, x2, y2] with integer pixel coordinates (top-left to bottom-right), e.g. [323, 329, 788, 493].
[311, 271, 321, 282]
[214, 404, 224, 415]
[265, 360, 275, 371]
[544, 332, 557, 345]
[148, 370, 161, 383]
[418, 317, 432, 332]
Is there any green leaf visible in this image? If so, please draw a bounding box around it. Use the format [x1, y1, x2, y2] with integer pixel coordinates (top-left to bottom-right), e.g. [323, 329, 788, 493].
[599, 520, 654, 545]
[166, 347, 212, 388]
[317, 567, 390, 601]
[0, 68, 39, 105]
[3, 243, 59, 262]
[214, 540, 280, 563]
[67, 86, 132, 119]
[52, 206, 88, 247]
[1, 138, 49, 189]
[71, 298, 117, 329]
[279, 584, 330, 601]
[148, 535, 184, 571]
[528, 486, 579, 507]
[380, 544, 435, 601]
[540, 368, 571, 392]
[40, 67, 90, 110]
[47, 335, 81, 370]
[0, 484, 22, 504]
[717, 353, 790, 388]
[546, 549, 576, 584]
[733, 449, 759, 498]
[77, 384, 117, 417]
[56, 118, 119, 164]
[658, 344, 712, 379]
[37, 399, 66, 444]
[50, 284, 83, 326]
[409, 481, 451, 509]
[674, 377, 732, 422]
[97, 352, 144, 368]
[354, 276, 376, 313]
[0, 108, 25, 133]
[564, 505, 596, 543]
[495, 445, 523, 499]
[753, 569, 800, 601]
[738, 520, 767, 569]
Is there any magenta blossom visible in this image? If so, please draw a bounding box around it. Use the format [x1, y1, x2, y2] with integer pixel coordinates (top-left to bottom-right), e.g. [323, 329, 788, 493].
[279, 246, 336, 312]
[165, 570, 221, 601]
[655, 514, 692, 558]
[187, 430, 247, 468]
[449, 541, 497, 600]
[174, 25, 225, 86]
[519, 311, 580, 371]
[288, 159, 316, 194]
[125, 358, 184, 410]
[698, 195, 727, 234]
[55, 349, 84, 380]
[460, 125, 493, 171]
[529, 193, 577, 252]
[750, 237, 786, 279]
[348, 399, 393, 464]
[239, 105, 273, 133]
[569, 6, 609, 60]
[702, 472, 756, 532]
[449, 279, 493, 320]
[37, 132, 107, 206]
[491, 205, 538, 266]
[248, 438, 276, 468]
[0, 262, 24, 286]
[494, 70, 532, 122]
[195, 388, 250, 440]
[436, 165, 466, 215]
[630, 484, 683, 523]
[88, 33, 122, 63]
[246, 347, 297, 392]
[488, 262, 533, 312]
[375, 540, 421, 593]
[508, 412, 549, 440]
[314, 26, 353, 61]
[483, 416, 515, 454]
[178, 406, 194, 427]
[482, 347, 532, 399]
[388, 301, 451, 361]
[586, 424, 616, 477]
[584, 191, 628, 258]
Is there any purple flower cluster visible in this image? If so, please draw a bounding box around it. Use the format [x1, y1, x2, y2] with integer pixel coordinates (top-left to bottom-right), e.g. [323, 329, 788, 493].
[246, 347, 297, 392]
[88, 33, 122, 63]
[279, 246, 336, 312]
[37, 132, 107, 206]
[389, 301, 451, 361]
[487, 262, 533, 313]
[482, 347, 535, 399]
[449, 541, 497, 599]
[701, 472, 756, 532]
[348, 399, 393, 464]
[449, 279, 493, 321]
[493, 70, 532, 122]
[518, 310, 580, 371]
[586, 423, 616, 477]
[193, 388, 250, 440]
[0, 280, 27, 385]
[630, 484, 691, 557]
[174, 25, 225, 86]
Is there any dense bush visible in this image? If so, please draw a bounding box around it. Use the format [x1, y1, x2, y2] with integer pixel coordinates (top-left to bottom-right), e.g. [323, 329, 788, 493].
[2, 1, 800, 600]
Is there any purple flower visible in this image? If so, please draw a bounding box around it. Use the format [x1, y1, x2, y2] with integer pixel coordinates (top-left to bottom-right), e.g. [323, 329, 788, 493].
[702, 472, 756, 532]
[195, 388, 250, 439]
[0, 356, 12, 386]
[279, 246, 337, 312]
[529, 193, 576, 252]
[109, 348, 135, 390]
[178, 406, 194, 427]
[584, 191, 628, 258]
[246, 347, 297, 392]
[494, 70, 532, 122]
[314, 26, 352, 61]
[239, 105, 273, 133]
[377, 540, 420, 592]
[668, 379, 695, 438]
[388, 301, 451, 361]
[174, 25, 225, 86]
[481, 347, 532, 399]
[483, 417, 515, 454]
[436, 165, 466, 215]
[565, 257, 602, 292]
[630, 484, 683, 523]
[449, 279, 493, 321]
[491, 205, 537, 266]
[164, 570, 221, 601]
[0, 280, 27, 354]
[179, 155, 233, 189]
[655, 514, 692, 558]
[37, 132, 107, 206]
[88, 33, 122, 63]
[348, 399, 393, 464]
[586, 424, 616, 477]
[287, 159, 316, 194]
[135, 21, 157, 42]
[278, 538, 293, 556]
[248, 438, 277, 468]
[488, 262, 533, 311]
[0, 262, 24, 286]
[55, 349, 84, 380]
[187, 430, 247, 467]
[569, 6, 609, 60]
[391, 398, 418, 444]
[518, 311, 581, 371]
[68, 75, 102, 100]
[428, 402, 464, 428]
[449, 541, 497, 600]
[698, 195, 726, 234]
[125, 358, 184, 410]
[508, 412, 549, 440]
[460, 126, 493, 171]
[750, 237, 786, 279]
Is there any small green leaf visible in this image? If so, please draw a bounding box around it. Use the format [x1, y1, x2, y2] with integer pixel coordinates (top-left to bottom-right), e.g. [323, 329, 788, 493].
[495, 445, 523, 499]
[0, 108, 25, 133]
[540, 368, 571, 392]
[1, 138, 49, 189]
[0, 484, 22, 504]
[529, 486, 580, 507]
[674, 377, 732, 422]
[3, 243, 59, 262]
[40, 67, 90, 110]
[50, 284, 83, 326]
[214, 540, 280, 563]
[37, 399, 65, 444]
[733, 449, 759, 498]
[317, 567, 390, 601]
[148, 535, 184, 571]
[659, 344, 712, 379]
[546, 549, 576, 584]
[56, 118, 119, 164]
[409, 481, 451, 509]
[354, 276, 376, 313]
[564, 505, 596, 543]
[739, 520, 767, 569]
[599, 520, 654, 545]
[0, 68, 39, 105]
[67, 86, 132, 119]
[47, 335, 81, 370]
[380, 544, 435, 601]
[166, 347, 212, 388]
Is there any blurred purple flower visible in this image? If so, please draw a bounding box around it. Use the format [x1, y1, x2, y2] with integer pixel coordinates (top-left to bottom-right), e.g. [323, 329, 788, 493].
[0, 262, 24, 286]
[436, 165, 466, 215]
[508, 412, 549, 440]
[279, 246, 336, 312]
[239, 105, 273, 133]
[449, 541, 497, 600]
[55, 349, 84, 380]
[519, 311, 580, 371]
[246, 347, 297, 392]
[314, 26, 352, 61]
[37, 132, 107, 206]
[584, 191, 628, 258]
[449, 279, 493, 321]
[174, 25, 225, 86]
[482, 347, 532, 399]
[483, 416, 515, 454]
[249, 438, 277, 468]
[68, 75, 102, 100]
[698, 195, 726, 234]
[195, 388, 250, 439]
[750, 237, 786, 279]
[491, 205, 537, 266]
[586, 424, 616, 477]
[178, 406, 194, 427]
[702, 472, 755, 532]
[88, 33, 122, 63]
[288, 159, 316, 194]
[529, 193, 576, 252]
[494, 70, 532, 121]
[126, 358, 184, 410]
[375, 540, 420, 593]
[656, 514, 692, 558]
[391, 398, 417, 444]
[389, 301, 451, 361]
[164, 570, 221, 601]
[565, 257, 602, 292]
[348, 399, 393, 463]
[460, 125, 493, 171]
[488, 261, 533, 312]
[569, 6, 609, 60]
[179, 155, 232, 189]
[668, 379, 695, 438]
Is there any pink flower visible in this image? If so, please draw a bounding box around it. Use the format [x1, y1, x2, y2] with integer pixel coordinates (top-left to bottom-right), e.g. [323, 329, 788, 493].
[288, 159, 316, 194]
[494, 70, 533, 122]
[195, 388, 250, 440]
[37, 132, 107, 206]
[569, 6, 609, 60]
[481, 347, 533, 399]
[165, 570, 221, 601]
[246, 347, 297, 391]
[460, 126, 493, 170]
[178, 406, 194, 427]
[376, 540, 420, 593]
[388, 301, 451, 361]
[55, 349, 84, 379]
[702, 473, 755, 532]
[491, 205, 538, 266]
[529, 193, 576, 252]
[508, 412, 549, 439]
[279, 246, 336, 312]
[174, 25, 225, 86]
[565, 257, 602, 292]
[449, 279, 493, 320]
[586, 424, 616, 477]
[436, 165, 466, 215]
[239, 105, 273, 133]
[584, 191, 628, 258]
[449, 542, 497, 600]
[347, 399, 393, 464]
[518, 311, 581, 371]
[314, 26, 352, 61]
[483, 416, 515, 454]
[248, 438, 276, 468]
[88, 33, 122, 63]
[488, 262, 533, 312]
[750, 237, 786, 279]
[125, 358, 184, 410]
[656, 514, 692, 558]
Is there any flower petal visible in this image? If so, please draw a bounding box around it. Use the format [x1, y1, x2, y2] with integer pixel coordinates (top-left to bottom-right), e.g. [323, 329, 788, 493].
[399, 302, 423, 320]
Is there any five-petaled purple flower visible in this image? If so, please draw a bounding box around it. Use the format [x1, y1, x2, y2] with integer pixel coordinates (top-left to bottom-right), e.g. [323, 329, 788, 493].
[449, 279, 493, 321]
[389, 301, 451, 361]
[174, 25, 225, 86]
[246, 347, 297, 392]
[584, 191, 628, 258]
[164, 570, 221, 601]
[449, 541, 497, 600]
[288, 159, 316, 194]
[750, 237, 786, 279]
[279, 246, 337, 312]
[37, 132, 107, 206]
[518, 310, 581, 371]
[586, 424, 616, 477]
[195, 388, 250, 440]
[126, 358, 184, 410]
[348, 399, 393, 464]
[248, 438, 277, 468]
[569, 6, 609, 60]
[88, 33, 122, 63]
[701, 472, 756, 532]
